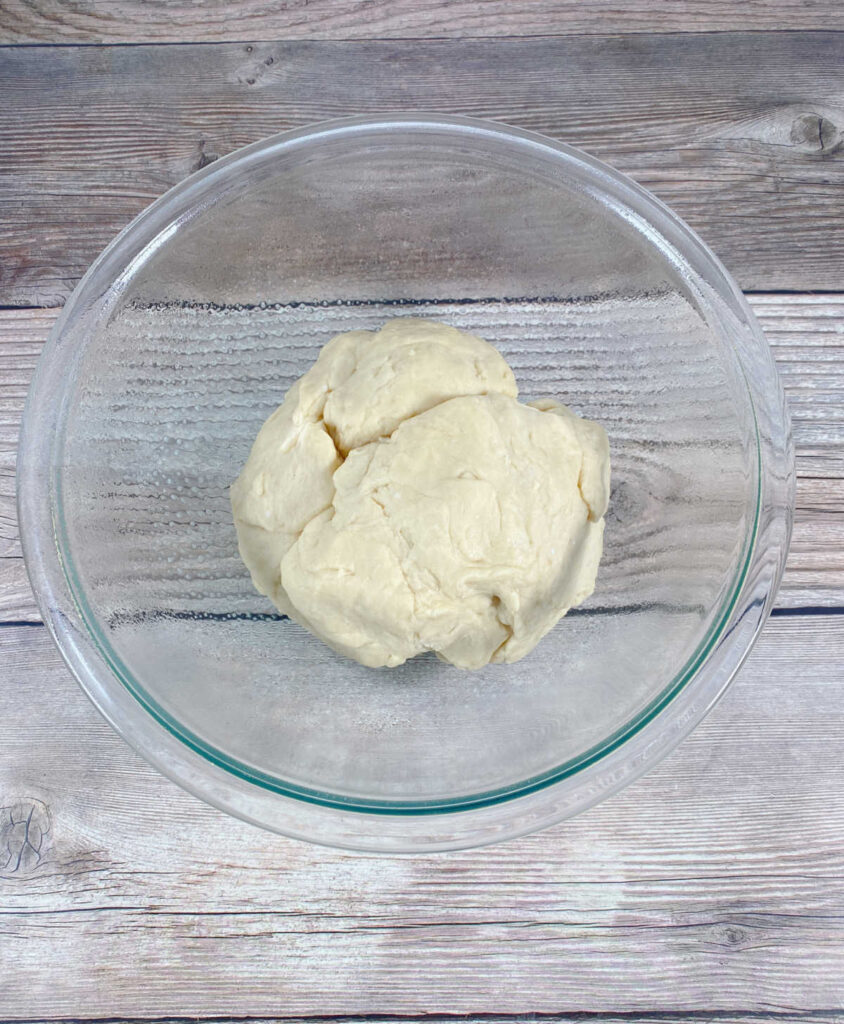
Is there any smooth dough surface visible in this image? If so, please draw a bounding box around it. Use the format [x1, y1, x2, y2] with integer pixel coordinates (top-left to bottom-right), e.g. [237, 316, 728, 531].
[231, 318, 610, 669]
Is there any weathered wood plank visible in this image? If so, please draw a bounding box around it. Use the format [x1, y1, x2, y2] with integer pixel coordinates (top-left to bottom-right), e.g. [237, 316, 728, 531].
[751, 295, 844, 608]
[1, 33, 843, 306]
[0, 307, 43, 621]
[1, 613, 843, 1016]
[2, 296, 841, 622]
[2, 0, 843, 44]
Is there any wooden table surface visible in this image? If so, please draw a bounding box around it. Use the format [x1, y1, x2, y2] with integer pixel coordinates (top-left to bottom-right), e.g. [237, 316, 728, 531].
[2, 3, 843, 1020]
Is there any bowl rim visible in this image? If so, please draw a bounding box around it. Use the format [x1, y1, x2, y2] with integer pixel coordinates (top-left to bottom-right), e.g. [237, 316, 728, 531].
[17, 113, 794, 851]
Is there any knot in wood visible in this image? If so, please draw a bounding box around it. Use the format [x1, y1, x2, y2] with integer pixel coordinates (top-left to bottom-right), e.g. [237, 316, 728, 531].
[0, 798, 52, 878]
[790, 113, 841, 156]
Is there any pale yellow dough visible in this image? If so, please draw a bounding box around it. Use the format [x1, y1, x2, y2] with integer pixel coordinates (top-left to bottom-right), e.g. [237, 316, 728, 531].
[231, 318, 610, 669]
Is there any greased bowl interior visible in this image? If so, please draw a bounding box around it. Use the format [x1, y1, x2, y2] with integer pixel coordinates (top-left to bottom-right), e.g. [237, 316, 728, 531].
[18, 117, 793, 851]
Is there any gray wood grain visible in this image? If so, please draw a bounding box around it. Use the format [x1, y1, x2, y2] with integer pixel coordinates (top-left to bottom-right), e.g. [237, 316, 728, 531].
[2, 295, 841, 622]
[1, 32, 843, 306]
[1, 613, 843, 1016]
[2, 0, 843, 43]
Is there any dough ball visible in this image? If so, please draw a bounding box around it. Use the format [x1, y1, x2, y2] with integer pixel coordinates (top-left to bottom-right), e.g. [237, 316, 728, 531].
[231, 318, 610, 669]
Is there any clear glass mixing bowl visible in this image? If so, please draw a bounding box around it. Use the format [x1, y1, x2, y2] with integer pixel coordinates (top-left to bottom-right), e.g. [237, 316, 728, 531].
[18, 116, 793, 851]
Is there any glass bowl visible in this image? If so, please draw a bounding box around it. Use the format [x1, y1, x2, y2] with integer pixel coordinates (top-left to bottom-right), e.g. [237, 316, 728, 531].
[18, 116, 793, 852]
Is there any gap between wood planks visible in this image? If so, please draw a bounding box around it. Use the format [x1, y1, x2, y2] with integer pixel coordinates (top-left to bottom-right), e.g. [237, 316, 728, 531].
[3, 288, 844, 312]
[1, 1014, 843, 1024]
[0, 27, 840, 48]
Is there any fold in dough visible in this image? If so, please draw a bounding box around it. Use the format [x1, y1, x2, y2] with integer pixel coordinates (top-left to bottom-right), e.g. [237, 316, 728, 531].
[231, 318, 610, 669]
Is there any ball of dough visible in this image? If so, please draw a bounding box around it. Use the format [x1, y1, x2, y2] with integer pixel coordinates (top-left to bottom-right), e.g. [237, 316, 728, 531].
[231, 318, 610, 669]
